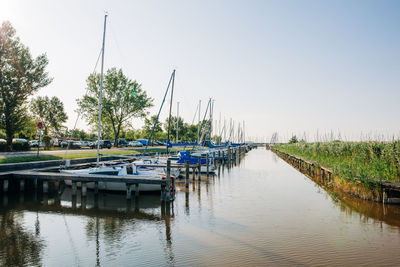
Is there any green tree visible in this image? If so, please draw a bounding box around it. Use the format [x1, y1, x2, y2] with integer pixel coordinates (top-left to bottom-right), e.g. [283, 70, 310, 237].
[77, 68, 153, 146]
[143, 115, 164, 141]
[164, 116, 186, 142]
[30, 96, 68, 135]
[289, 135, 298, 144]
[0, 21, 52, 151]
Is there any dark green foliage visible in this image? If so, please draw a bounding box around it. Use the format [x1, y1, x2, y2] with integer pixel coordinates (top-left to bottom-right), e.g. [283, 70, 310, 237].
[77, 68, 153, 146]
[30, 96, 67, 135]
[0, 21, 52, 151]
[289, 135, 298, 144]
[0, 142, 29, 152]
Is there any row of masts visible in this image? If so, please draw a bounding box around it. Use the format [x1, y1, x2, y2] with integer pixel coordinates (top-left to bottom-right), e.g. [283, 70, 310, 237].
[172, 98, 246, 145]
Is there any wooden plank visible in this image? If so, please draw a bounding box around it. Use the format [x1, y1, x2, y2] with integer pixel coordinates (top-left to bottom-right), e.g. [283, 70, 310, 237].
[12, 171, 167, 185]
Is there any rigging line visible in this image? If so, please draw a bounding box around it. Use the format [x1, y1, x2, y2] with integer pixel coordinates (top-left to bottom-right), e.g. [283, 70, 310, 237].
[62, 48, 102, 162]
[190, 101, 199, 126]
[109, 23, 130, 75]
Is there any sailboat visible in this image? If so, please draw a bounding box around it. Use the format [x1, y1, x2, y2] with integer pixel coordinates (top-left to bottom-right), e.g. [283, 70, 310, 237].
[61, 14, 166, 192]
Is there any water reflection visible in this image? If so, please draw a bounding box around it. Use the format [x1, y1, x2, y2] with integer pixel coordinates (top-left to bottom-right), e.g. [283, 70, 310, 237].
[0, 198, 44, 266]
[1, 148, 400, 265]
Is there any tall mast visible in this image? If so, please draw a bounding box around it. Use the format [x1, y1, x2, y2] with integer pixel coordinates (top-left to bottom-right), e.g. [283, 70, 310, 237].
[97, 13, 107, 167]
[166, 69, 176, 154]
[176, 101, 179, 143]
[197, 100, 201, 142]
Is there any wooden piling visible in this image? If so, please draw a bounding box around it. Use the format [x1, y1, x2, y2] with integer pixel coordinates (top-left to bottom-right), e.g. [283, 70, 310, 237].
[126, 184, 132, 200]
[166, 159, 171, 202]
[43, 180, 48, 194]
[185, 160, 189, 188]
[222, 151, 225, 163]
[71, 181, 77, 196]
[218, 150, 221, 164]
[213, 152, 216, 168]
[58, 181, 63, 195]
[3, 179, 8, 192]
[20, 179, 25, 192]
[135, 184, 139, 197]
[94, 181, 99, 194]
[82, 182, 87, 197]
[197, 156, 201, 174]
[206, 153, 209, 176]
[161, 184, 166, 202]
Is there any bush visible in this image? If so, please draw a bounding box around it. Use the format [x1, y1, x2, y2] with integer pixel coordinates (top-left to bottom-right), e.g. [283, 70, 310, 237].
[0, 142, 30, 152]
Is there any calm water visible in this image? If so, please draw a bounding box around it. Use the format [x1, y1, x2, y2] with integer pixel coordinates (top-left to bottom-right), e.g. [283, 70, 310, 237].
[1, 148, 400, 266]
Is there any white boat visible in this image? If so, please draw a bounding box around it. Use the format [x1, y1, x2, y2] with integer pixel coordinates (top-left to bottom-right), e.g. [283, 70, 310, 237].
[61, 165, 164, 192]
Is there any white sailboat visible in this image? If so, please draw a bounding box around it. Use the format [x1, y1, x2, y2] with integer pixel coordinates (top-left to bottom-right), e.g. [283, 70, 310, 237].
[62, 14, 164, 192]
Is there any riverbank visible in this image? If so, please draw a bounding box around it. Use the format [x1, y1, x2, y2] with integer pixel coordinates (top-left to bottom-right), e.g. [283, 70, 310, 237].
[271, 142, 400, 203]
[0, 147, 182, 164]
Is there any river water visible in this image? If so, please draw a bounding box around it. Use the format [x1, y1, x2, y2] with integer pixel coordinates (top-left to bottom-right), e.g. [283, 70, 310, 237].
[1, 148, 400, 266]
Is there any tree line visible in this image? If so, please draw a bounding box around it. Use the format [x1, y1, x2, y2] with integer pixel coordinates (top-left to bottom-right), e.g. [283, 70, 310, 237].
[0, 21, 204, 151]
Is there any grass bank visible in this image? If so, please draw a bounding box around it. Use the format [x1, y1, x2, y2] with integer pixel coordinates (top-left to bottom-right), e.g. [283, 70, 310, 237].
[274, 141, 400, 185]
[0, 148, 182, 164]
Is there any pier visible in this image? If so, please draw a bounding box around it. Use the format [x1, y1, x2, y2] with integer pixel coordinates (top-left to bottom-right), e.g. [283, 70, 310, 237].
[0, 146, 252, 204]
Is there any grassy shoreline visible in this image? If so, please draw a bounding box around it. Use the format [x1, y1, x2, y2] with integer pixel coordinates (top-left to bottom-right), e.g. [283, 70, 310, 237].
[274, 141, 400, 184]
[0, 148, 182, 164]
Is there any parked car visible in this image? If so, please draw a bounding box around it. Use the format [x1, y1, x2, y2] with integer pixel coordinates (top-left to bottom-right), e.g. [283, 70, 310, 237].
[136, 139, 148, 146]
[13, 138, 28, 143]
[80, 141, 92, 147]
[115, 139, 128, 147]
[29, 140, 44, 147]
[128, 141, 143, 147]
[60, 140, 82, 149]
[90, 140, 112, 149]
[0, 139, 6, 143]
[153, 141, 166, 146]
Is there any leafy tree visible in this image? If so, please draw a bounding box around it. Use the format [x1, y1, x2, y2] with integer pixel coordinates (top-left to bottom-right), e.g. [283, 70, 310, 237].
[30, 96, 68, 135]
[77, 68, 153, 145]
[289, 135, 298, 144]
[143, 115, 164, 141]
[164, 116, 186, 142]
[17, 115, 37, 140]
[68, 128, 88, 140]
[0, 21, 52, 151]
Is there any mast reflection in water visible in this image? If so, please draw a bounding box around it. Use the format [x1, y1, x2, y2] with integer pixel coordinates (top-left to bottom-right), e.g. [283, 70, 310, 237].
[1, 148, 400, 266]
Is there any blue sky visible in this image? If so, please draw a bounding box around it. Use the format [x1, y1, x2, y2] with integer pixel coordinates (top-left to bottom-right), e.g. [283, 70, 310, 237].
[1, 0, 399, 141]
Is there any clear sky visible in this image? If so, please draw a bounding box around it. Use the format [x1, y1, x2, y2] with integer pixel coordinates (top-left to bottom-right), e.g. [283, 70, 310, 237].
[1, 0, 399, 142]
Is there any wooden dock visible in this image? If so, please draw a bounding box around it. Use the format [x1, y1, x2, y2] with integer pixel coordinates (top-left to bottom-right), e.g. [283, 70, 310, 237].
[0, 145, 253, 203]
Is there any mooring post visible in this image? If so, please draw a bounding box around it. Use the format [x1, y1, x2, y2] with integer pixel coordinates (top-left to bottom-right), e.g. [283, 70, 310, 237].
[185, 160, 189, 188]
[228, 146, 231, 163]
[135, 183, 139, 197]
[222, 150, 225, 164]
[34, 178, 38, 190]
[192, 167, 196, 180]
[218, 150, 221, 164]
[206, 153, 209, 176]
[126, 184, 132, 200]
[213, 152, 216, 168]
[197, 156, 201, 174]
[43, 180, 49, 194]
[71, 181, 77, 196]
[20, 179, 25, 192]
[82, 182, 87, 197]
[166, 159, 171, 202]
[161, 184, 166, 202]
[94, 181, 99, 194]
[3, 179, 8, 192]
[58, 180, 63, 195]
